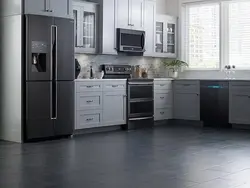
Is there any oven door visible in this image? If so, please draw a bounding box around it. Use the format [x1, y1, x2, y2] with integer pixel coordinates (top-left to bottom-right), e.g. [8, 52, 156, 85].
[128, 83, 153, 100]
[128, 100, 154, 118]
[117, 28, 145, 52]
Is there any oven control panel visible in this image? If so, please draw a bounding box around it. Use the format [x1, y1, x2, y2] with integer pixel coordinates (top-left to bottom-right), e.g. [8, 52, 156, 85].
[101, 65, 132, 75]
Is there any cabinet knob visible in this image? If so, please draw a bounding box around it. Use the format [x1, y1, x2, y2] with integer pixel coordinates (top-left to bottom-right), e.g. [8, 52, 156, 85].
[49, 10, 53, 12]
[197, 94, 199, 96]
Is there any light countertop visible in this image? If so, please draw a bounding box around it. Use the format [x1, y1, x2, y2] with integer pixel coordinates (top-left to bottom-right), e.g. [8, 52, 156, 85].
[75, 78, 250, 81]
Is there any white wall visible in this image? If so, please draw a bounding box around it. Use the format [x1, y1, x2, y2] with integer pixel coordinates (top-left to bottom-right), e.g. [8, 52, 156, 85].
[156, 0, 179, 17]
[0, 15, 23, 142]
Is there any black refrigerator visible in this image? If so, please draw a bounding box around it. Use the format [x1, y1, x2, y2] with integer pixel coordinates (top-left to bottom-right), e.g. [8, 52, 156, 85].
[24, 15, 75, 141]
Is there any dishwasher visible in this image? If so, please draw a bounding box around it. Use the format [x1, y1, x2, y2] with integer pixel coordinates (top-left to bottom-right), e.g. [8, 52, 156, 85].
[200, 81, 231, 128]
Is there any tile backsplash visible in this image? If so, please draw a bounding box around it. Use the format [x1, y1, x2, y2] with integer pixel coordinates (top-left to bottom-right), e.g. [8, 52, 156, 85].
[75, 54, 173, 79]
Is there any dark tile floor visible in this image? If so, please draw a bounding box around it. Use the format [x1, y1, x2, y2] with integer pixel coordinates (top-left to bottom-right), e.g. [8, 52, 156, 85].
[1, 125, 250, 188]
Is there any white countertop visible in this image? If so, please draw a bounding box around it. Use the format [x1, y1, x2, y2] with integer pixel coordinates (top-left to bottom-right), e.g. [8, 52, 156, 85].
[75, 79, 127, 81]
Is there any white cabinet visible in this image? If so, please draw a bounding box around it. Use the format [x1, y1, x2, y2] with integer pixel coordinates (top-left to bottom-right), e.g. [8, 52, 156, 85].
[155, 14, 177, 58]
[229, 82, 250, 125]
[174, 81, 200, 121]
[73, 2, 98, 54]
[115, 0, 144, 31]
[131, 0, 144, 30]
[144, 0, 156, 56]
[75, 80, 127, 130]
[154, 79, 173, 121]
[115, 0, 130, 29]
[99, 0, 117, 55]
[24, 0, 72, 18]
[103, 91, 127, 126]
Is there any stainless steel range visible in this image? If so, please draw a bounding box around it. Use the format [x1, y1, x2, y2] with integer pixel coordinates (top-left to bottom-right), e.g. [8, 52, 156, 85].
[101, 64, 154, 130]
[126, 79, 154, 130]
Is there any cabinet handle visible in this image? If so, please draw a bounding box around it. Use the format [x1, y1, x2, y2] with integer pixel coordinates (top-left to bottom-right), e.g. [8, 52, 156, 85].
[160, 84, 165, 87]
[197, 94, 199, 96]
[112, 85, 119, 88]
[86, 118, 93, 121]
[86, 85, 93, 88]
[160, 112, 165, 115]
[160, 97, 165, 99]
[86, 100, 93, 103]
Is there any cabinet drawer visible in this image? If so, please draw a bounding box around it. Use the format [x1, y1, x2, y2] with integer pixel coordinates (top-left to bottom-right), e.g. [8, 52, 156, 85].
[230, 81, 250, 93]
[103, 81, 127, 91]
[174, 81, 199, 91]
[76, 92, 102, 110]
[76, 110, 102, 129]
[154, 81, 172, 90]
[154, 91, 173, 108]
[154, 108, 173, 121]
[76, 82, 102, 92]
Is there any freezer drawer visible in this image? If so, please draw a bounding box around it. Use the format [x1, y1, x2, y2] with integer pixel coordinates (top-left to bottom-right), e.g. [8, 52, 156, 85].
[25, 82, 54, 140]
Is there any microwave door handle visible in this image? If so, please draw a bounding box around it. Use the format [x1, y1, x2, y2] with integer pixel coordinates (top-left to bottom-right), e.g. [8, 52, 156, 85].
[141, 33, 145, 51]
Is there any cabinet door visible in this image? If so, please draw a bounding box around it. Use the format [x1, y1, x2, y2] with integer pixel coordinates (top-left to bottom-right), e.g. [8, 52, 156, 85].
[165, 16, 177, 58]
[24, 0, 51, 16]
[130, 0, 144, 31]
[174, 92, 200, 120]
[229, 92, 250, 124]
[49, 0, 71, 18]
[144, 0, 156, 56]
[103, 91, 127, 126]
[74, 2, 97, 53]
[115, 0, 130, 29]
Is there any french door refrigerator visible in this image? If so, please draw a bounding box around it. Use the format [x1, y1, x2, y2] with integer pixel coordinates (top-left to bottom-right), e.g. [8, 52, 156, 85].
[24, 15, 75, 141]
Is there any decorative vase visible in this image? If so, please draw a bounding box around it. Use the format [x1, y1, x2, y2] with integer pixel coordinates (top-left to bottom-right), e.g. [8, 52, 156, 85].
[172, 71, 178, 78]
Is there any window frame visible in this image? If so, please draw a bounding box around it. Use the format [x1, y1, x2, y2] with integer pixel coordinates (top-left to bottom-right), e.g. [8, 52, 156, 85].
[181, 0, 250, 70]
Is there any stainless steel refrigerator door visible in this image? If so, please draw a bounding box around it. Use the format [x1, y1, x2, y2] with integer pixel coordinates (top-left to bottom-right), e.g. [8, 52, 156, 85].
[25, 82, 54, 140]
[54, 18, 75, 81]
[26, 15, 54, 81]
[54, 81, 74, 136]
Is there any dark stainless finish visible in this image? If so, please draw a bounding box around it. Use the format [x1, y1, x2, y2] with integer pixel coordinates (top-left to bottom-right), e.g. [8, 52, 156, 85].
[116, 28, 146, 53]
[25, 15, 74, 141]
[26, 15, 53, 81]
[101, 65, 132, 79]
[200, 81, 230, 128]
[126, 79, 154, 130]
[54, 18, 75, 81]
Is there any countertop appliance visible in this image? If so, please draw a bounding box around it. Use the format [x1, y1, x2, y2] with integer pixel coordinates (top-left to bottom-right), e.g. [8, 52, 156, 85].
[116, 28, 145, 53]
[125, 79, 154, 130]
[200, 81, 230, 128]
[101, 64, 132, 79]
[24, 15, 75, 141]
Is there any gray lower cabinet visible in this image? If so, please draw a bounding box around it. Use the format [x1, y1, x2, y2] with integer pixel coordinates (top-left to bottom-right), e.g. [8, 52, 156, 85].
[24, 0, 72, 18]
[174, 81, 200, 121]
[103, 91, 127, 126]
[229, 82, 250, 125]
[154, 80, 173, 121]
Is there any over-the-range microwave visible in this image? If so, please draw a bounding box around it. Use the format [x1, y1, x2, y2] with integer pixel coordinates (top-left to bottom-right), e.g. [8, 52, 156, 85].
[116, 28, 145, 53]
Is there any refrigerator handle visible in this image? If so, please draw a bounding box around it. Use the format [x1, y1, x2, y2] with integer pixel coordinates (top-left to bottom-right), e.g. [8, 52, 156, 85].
[50, 25, 58, 120]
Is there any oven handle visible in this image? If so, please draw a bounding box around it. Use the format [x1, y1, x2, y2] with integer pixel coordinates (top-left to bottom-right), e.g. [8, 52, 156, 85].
[128, 82, 153, 85]
[129, 117, 153, 121]
[141, 32, 145, 51]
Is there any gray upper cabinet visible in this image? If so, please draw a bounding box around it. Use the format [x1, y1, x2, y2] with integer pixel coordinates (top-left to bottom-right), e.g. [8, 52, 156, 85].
[174, 81, 200, 121]
[24, 0, 50, 16]
[24, 0, 72, 18]
[103, 91, 127, 126]
[229, 82, 250, 125]
[50, 0, 72, 18]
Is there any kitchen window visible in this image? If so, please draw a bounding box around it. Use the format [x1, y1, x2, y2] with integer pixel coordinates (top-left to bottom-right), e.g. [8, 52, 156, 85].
[182, 0, 250, 70]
